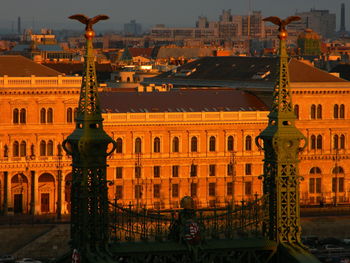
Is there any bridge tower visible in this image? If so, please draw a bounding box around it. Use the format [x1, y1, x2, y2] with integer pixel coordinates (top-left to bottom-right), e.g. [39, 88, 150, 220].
[256, 16, 307, 246]
[63, 14, 116, 262]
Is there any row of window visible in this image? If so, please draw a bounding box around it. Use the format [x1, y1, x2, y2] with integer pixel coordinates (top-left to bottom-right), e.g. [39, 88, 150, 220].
[294, 104, 345, 120]
[310, 134, 346, 150]
[309, 177, 345, 194]
[115, 181, 253, 200]
[116, 135, 253, 154]
[13, 107, 78, 124]
[9, 140, 56, 157]
[116, 163, 253, 179]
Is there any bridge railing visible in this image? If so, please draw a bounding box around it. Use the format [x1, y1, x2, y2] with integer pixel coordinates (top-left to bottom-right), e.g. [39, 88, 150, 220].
[108, 195, 267, 243]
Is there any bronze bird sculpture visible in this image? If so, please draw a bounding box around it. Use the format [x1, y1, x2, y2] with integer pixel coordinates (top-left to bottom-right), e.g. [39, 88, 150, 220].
[69, 14, 109, 31]
[263, 16, 301, 32]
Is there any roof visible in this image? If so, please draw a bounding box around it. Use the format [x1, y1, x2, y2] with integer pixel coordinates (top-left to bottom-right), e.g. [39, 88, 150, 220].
[330, 63, 350, 81]
[11, 44, 63, 52]
[0, 55, 61, 77]
[128, 48, 154, 58]
[99, 89, 268, 113]
[43, 63, 113, 76]
[150, 56, 347, 83]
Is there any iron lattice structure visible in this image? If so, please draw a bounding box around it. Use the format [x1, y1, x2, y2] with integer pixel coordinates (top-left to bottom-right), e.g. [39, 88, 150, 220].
[63, 14, 116, 262]
[256, 16, 317, 260]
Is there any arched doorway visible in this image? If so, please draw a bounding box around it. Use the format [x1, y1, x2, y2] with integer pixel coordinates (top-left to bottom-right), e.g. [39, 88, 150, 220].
[11, 173, 29, 214]
[38, 173, 55, 213]
[65, 173, 72, 213]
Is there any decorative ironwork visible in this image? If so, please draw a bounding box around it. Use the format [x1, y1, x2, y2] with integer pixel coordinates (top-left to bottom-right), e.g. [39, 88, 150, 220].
[62, 14, 116, 263]
[256, 16, 321, 263]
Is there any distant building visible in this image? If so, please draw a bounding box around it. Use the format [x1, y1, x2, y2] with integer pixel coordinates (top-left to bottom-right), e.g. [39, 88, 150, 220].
[124, 20, 142, 36]
[296, 9, 336, 38]
[297, 29, 321, 56]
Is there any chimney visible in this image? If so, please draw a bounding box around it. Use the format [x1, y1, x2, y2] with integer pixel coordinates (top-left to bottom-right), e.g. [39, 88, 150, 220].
[340, 3, 346, 32]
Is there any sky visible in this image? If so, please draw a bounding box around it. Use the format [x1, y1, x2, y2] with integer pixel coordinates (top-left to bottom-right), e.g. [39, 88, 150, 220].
[1, 0, 350, 32]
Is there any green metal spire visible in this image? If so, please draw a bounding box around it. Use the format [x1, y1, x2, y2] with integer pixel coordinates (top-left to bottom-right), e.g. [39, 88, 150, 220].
[63, 14, 116, 262]
[256, 16, 307, 246]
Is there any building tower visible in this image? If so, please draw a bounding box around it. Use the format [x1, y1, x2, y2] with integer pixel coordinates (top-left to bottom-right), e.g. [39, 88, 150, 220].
[63, 14, 116, 262]
[256, 16, 307, 246]
[340, 3, 346, 32]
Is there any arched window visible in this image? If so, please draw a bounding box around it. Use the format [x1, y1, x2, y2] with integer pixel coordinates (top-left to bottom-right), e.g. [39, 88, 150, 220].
[227, 136, 234, 151]
[47, 108, 53, 123]
[334, 135, 339, 149]
[20, 141, 26, 157]
[74, 107, 78, 120]
[135, 137, 142, 153]
[245, 135, 252, 151]
[311, 104, 316, 119]
[40, 140, 46, 156]
[20, 108, 26, 124]
[154, 137, 160, 153]
[332, 166, 344, 174]
[172, 137, 179, 153]
[47, 140, 54, 156]
[191, 136, 198, 152]
[334, 104, 339, 119]
[310, 167, 321, 174]
[340, 104, 345, 119]
[40, 108, 46, 123]
[4, 144, 8, 157]
[116, 138, 123, 153]
[13, 141, 19, 157]
[209, 136, 216, 152]
[316, 135, 322, 149]
[310, 135, 316, 150]
[67, 108, 73, 123]
[316, 104, 322, 119]
[294, 104, 299, 119]
[13, 108, 19, 124]
[340, 134, 345, 149]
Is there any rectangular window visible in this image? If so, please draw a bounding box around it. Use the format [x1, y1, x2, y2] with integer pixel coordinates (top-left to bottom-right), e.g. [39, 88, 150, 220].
[245, 181, 252, 195]
[172, 184, 179, 198]
[339, 177, 344, 193]
[245, 163, 252, 175]
[227, 182, 233, 196]
[154, 166, 160, 178]
[227, 164, 233, 176]
[154, 184, 161, 198]
[209, 164, 216, 176]
[135, 166, 141, 178]
[116, 167, 123, 179]
[309, 178, 315, 194]
[135, 185, 142, 199]
[172, 165, 179, 177]
[316, 178, 321, 194]
[332, 177, 344, 193]
[190, 164, 197, 177]
[115, 185, 123, 200]
[190, 183, 197, 197]
[209, 183, 216, 197]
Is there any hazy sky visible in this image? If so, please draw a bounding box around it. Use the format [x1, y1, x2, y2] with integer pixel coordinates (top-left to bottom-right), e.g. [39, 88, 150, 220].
[1, 0, 350, 31]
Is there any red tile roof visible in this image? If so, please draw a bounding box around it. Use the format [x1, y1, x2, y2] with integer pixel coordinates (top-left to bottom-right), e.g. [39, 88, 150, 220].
[0, 55, 61, 77]
[99, 89, 268, 113]
[128, 48, 154, 58]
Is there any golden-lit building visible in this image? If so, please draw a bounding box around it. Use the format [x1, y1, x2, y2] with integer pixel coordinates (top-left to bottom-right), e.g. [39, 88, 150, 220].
[0, 55, 349, 215]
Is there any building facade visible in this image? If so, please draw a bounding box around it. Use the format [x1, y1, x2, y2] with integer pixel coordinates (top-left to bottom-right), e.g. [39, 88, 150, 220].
[0, 56, 349, 215]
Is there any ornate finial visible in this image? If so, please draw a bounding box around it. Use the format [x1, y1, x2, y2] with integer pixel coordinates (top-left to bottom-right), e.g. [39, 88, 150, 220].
[69, 14, 109, 39]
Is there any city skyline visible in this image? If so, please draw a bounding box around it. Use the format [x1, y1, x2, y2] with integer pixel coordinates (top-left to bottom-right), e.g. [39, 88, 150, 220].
[0, 0, 349, 32]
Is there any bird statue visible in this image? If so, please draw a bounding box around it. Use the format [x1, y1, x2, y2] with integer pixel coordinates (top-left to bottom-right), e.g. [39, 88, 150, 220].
[69, 14, 109, 38]
[263, 16, 301, 32]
